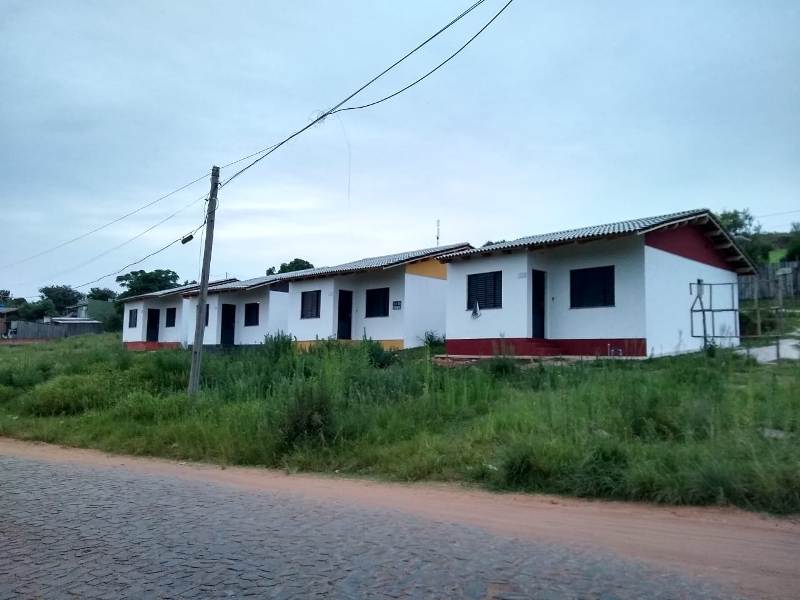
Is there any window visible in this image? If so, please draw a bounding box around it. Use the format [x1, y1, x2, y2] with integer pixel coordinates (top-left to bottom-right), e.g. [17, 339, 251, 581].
[467, 271, 502, 310]
[244, 302, 259, 326]
[204, 304, 209, 327]
[128, 309, 138, 328]
[570, 265, 615, 308]
[165, 307, 176, 328]
[300, 290, 321, 319]
[365, 287, 390, 318]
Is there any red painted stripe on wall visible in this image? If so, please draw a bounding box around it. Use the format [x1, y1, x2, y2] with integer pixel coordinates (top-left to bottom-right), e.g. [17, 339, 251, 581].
[123, 341, 182, 351]
[445, 338, 647, 357]
[645, 226, 734, 271]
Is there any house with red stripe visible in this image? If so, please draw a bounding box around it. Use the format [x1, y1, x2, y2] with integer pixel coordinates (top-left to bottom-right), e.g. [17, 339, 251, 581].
[439, 209, 756, 358]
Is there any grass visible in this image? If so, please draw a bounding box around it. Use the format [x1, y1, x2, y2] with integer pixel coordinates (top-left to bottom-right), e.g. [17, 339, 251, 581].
[1, 334, 799, 514]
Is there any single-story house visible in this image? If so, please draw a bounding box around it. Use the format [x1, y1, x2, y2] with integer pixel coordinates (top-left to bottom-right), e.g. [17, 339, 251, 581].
[121, 279, 237, 350]
[181, 276, 291, 347]
[440, 209, 755, 357]
[281, 243, 471, 350]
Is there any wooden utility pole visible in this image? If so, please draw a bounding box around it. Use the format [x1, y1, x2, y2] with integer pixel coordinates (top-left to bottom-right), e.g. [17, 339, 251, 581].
[188, 166, 220, 394]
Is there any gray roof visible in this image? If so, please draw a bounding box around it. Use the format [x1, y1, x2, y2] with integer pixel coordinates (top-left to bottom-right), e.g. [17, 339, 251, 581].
[119, 278, 238, 302]
[185, 243, 472, 295]
[257, 243, 472, 285]
[0, 307, 19, 315]
[440, 209, 755, 273]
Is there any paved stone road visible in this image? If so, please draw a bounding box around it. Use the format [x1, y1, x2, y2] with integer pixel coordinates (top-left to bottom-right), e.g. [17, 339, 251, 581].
[0, 456, 738, 599]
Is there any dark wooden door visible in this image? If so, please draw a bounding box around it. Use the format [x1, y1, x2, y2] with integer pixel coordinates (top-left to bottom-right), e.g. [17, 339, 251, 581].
[146, 308, 160, 342]
[221, 304, 236, 347]
[337, 290, 353, 340]
[532, 270, 546, 338]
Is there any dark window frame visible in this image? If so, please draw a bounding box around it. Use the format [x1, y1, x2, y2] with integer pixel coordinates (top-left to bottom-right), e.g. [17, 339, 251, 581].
[467, 271, 502, 310]
[569, 265, 615, 309]
[300, 290, 321, 319]
[128, 308, 138, 328]
[365, 287, 390, 318]
[244, 302, 260, 327]
[165, 307, 177, 328]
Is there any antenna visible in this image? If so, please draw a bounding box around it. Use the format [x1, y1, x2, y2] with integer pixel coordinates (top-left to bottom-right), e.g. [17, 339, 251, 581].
[436, 219, 440, 246]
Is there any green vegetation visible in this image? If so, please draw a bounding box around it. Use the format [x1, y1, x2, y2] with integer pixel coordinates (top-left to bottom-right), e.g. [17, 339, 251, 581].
[1, 334, 798, 514]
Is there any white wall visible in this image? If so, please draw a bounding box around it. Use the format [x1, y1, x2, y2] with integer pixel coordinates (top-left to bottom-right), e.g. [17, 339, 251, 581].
[342, 270, 406, 342]
[531, 236, 646, 341]
[287, 278, 336, 341]
[184, 294, 221, 346]
[644, 246, 740, 356]
[208, 287, 291, 346]
[445, 252, 532, 340]
[445, 237, 647, 341]
[121, 300, 145, 342]
[403, 272, 448, 348]
[287, 271, 407, 343]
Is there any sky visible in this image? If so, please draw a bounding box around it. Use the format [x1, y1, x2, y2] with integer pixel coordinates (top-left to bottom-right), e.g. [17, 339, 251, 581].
[1, 0, 798, 298]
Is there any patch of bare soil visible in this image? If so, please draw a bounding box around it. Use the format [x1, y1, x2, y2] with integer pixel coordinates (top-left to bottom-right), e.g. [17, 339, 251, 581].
[2, 437, 798, 599]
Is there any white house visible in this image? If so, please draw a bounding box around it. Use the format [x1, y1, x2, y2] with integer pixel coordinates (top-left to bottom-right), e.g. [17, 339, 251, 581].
[281, 243, 471, 350]
[181, 276, 290, 347]
[121, 278, 237, 350]
[440, 209, 756, 358]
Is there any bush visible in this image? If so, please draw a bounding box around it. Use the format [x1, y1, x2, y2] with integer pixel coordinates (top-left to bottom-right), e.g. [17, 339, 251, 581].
[280, 382, 334, 450]
[363, 338, 397, 369]
[485, 355, 519, 377]
[20, 373, 121, 416]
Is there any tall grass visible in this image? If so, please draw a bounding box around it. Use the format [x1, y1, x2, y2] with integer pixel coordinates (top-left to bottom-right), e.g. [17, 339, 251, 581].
[0, 333, 798, 513]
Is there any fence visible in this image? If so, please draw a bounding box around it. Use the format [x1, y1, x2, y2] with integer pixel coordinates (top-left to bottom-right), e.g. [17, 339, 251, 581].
[12, 321, 104, 339]
[739, 261, 799, 301]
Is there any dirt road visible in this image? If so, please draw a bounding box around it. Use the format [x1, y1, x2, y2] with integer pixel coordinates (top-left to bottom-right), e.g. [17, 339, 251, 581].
[2, 437, 797, 598]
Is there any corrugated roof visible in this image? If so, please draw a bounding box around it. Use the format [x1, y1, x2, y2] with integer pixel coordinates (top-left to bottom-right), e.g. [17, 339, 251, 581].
[440, 209, 755, 273]
[261, 243, 472, 284]
[185, 243, 473, 294]
[119, 278, 238, 302]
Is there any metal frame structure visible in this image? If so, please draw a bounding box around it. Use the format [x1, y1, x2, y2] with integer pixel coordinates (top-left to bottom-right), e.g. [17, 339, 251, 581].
[689, 279, 740, 344]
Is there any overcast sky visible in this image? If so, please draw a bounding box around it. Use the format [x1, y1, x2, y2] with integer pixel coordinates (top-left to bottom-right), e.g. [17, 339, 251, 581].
[2, 0, 798, 297]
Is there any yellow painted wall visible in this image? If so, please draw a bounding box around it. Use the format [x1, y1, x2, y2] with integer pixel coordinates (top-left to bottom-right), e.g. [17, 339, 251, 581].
[405, 258, 447, 279]
[295, 339, 404, 351]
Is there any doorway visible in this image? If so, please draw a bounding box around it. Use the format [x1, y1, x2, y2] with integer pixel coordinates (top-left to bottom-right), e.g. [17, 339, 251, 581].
[146, 309, 160, 342]
[337, 290, 353, 340]
[220, 304, 236, 347]
[532, 270, 546, 338]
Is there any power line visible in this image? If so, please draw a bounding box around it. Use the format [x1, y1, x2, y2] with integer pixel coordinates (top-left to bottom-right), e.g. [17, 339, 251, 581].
[221, 0, 501, 188]
[34, 193, 208, 284]
[0, 144, 279, 274]
[331, 0, 513, 115]
[754, 209, 800, 219]
[0, 172, 210, 271]
[72, 220, 207, 290]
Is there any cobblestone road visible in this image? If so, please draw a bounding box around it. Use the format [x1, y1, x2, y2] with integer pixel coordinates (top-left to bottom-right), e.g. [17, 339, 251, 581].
[1, 455, 738, 599]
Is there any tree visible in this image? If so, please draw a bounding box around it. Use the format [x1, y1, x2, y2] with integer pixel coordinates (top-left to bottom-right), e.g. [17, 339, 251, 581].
[718, 209, 756, 237]
[116, 269, 180, 299]
[87, 287, 117, 301]
[39, 285, 84, 315]
[786, 223, 800, 261]
[716, 209, 770, 262]
[0, 290, 10, 304]
[266, 258, 314, 275]
[17, 298, 56, 321]
[482, 240, 507, 247]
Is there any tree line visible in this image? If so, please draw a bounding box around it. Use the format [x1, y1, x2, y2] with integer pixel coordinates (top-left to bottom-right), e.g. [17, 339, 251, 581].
[0, 258, 315, 330]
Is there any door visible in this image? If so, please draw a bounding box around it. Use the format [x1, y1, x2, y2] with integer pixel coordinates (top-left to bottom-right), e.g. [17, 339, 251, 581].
[532, 270, 546, 338]
[220, 304, 236, 347]
[146, 308, 160, 342]
[337, 290, 353, 340]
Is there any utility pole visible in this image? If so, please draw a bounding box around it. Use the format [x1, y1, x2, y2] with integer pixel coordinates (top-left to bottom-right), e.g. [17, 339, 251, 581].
[188, 166, 220, 395]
